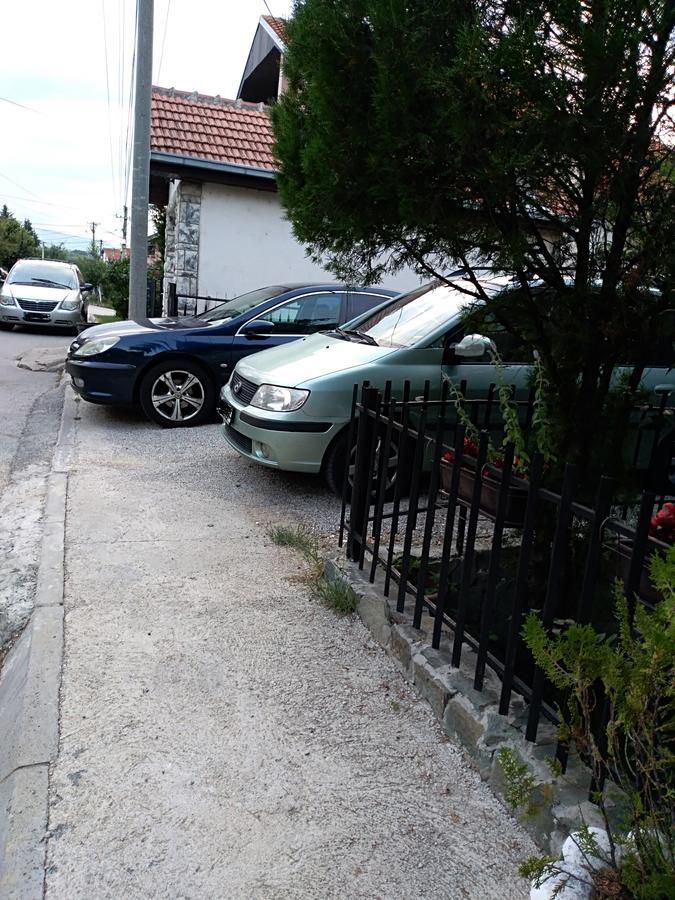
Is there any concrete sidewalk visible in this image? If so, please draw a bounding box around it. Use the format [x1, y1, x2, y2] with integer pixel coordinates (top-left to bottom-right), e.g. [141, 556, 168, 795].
[44, 392, 534, 898]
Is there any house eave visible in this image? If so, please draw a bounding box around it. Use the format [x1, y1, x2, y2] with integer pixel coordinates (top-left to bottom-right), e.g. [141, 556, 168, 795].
[259, 16, 286, 52]
[151, 151, 275, 182]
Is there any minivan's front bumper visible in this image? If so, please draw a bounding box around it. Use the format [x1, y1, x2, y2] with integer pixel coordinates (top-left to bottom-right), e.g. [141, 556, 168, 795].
[217, 383, 344, 474]
[0, 304, 84, 328]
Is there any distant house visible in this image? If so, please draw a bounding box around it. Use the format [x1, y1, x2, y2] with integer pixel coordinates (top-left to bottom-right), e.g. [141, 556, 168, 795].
[102, 247, 130, 263]
[149, 16, 420, 312]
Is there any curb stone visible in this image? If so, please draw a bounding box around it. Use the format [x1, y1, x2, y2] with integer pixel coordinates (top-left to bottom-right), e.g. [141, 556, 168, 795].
[0, 387, 77, 897]
[323, 554, 616, 855]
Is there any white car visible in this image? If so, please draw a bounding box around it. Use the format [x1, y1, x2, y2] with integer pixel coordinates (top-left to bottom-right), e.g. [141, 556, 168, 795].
[0, 258, 93, 332]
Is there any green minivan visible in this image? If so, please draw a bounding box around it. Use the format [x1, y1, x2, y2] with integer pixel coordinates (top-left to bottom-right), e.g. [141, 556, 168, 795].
[218, 273, 674, 492]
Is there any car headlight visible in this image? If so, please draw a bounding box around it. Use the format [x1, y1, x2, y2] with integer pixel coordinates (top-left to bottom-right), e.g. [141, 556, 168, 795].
[250, 384, 310, 412]
[72, 337, 120, 357]
[0, 293, 16, 306]
[60, 299, 80, 310]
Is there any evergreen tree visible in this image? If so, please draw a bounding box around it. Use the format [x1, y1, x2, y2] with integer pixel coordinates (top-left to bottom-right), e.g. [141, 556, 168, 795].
[0, 206, 40, 268]
[273, 0, 675, 477]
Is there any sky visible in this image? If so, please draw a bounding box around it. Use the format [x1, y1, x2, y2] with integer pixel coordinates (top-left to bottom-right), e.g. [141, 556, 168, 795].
[0, 0, 293, 252]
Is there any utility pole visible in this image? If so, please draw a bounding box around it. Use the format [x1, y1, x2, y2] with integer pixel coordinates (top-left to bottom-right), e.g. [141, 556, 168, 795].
[89, 221, 100, 257]
[128, 0, 154, 320]
[121, 204, 128, 253]
[41, 241, 45, 260]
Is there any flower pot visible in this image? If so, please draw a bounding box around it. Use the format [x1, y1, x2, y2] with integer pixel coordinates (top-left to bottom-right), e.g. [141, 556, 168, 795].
[440, 456, 528, 527]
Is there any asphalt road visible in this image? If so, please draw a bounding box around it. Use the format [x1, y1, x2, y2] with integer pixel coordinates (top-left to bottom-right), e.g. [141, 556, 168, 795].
[0, 326, 71, 494]
[0, 326, 70, 648]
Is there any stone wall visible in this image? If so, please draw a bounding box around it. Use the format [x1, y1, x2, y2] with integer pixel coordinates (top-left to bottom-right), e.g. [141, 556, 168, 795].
[324, 555, 626, 855]
[163, 180, 202, 314]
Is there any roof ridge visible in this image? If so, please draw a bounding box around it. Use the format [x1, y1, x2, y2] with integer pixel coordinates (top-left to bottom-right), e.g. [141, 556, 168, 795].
[152, 85, 267, 112]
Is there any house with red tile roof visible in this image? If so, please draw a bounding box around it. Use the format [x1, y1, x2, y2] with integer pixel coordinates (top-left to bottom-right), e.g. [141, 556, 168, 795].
[149, 16, 419, 311]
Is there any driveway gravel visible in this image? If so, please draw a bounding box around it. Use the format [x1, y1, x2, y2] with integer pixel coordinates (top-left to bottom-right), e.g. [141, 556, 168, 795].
[45, 397, 534, 898]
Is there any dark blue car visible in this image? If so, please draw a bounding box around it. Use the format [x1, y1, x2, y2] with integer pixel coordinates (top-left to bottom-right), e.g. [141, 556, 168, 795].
[65, 282, 396, 426]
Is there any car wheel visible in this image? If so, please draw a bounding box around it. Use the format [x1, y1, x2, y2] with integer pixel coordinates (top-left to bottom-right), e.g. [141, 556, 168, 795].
[0, 323, 15, 331]
[139, 360, 215, 428]
[323, 427, 411, 500]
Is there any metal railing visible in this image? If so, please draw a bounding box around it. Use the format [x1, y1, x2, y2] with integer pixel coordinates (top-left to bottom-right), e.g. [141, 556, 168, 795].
[166, 283, 227, 317]
[339, 381, 673, 793]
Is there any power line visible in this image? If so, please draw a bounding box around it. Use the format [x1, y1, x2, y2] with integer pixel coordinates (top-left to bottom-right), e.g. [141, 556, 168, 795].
[118, 0, 126, 209]
[0, 96, 42, 114]
[123, 5, 139, 208]
[0, 170, 42, 199]
[157, 0, 172, 84]
[0, 192, 97, 214]
[101, 0, 119, 206]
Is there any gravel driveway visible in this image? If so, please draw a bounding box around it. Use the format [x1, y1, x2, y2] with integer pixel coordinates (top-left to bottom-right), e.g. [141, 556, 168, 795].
[45, 397, 534, 898]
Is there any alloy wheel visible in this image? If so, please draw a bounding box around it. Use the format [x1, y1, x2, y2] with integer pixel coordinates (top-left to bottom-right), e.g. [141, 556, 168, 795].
[348, 435, 400, 492]
[150, 370, 205, 423]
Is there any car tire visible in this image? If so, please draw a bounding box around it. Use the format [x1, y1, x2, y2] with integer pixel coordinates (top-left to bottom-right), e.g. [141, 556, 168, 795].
[139, 360, 215, 428]
[323, 430, 350, 497]
[0, 323, 15, 331]
[323, 427, 412, 500]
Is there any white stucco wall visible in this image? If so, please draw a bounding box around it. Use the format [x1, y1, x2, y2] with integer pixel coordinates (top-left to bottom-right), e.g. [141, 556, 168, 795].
[197, 182, 422, 299]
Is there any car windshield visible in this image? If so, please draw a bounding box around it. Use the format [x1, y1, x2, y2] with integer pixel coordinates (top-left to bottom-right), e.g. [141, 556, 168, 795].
[8, 261, 77, 289]
[355, 273, 515, 348]
[198, 285, 288, 323]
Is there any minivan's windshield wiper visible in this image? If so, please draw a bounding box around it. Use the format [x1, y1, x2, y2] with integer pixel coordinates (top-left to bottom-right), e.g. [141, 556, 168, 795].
[331, 327, 378, 346]
[30, 278, 74, 289]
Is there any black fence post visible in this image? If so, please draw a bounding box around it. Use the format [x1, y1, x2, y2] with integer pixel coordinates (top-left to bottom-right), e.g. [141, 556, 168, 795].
[167, 282, 177, 317]
[625, 490, 655, 621]
[526, 463, 577, 743]
[338, 385, 359, 549]
[347, 385, 379, 562]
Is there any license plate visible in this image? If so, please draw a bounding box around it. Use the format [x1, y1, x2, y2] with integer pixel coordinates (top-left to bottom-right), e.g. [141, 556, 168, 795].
[24, 312, 50, 322]
[222, 402, 234, 425]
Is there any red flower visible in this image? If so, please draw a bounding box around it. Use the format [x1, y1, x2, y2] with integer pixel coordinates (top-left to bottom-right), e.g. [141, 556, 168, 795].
[650, 503, 675, 543]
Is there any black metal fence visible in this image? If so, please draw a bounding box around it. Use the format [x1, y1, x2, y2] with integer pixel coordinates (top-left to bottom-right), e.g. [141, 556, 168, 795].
[147, 277, 163, 317]
[339, 381, 673, 788]
[165, 283, 227, 317]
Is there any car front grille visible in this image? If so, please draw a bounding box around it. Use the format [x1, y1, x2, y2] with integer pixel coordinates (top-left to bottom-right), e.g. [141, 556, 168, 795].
[229, 372, 258, 406]
[17, 299, 58, 312]
[224, 423, 253, 454]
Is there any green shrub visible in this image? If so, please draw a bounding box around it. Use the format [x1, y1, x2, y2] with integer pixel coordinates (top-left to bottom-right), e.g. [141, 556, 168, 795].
[522, 544, 675, 897]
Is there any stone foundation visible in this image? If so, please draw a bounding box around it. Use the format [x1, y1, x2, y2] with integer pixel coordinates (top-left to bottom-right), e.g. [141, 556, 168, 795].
[324, 555, 626, 854]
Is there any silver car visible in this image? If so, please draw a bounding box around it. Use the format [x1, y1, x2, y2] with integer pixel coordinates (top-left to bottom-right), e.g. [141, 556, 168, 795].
[0, 259, 92, 332]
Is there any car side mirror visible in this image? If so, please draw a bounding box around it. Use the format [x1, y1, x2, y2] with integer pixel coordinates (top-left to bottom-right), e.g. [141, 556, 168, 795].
[444, 333, 496, 364]
[240, 318, 275, 339]
[81, 283, 94, 293]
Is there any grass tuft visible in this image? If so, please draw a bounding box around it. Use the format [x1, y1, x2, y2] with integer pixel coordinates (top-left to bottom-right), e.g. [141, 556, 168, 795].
[268, 524, 316, 556]
[314, 575, 359, 615]
[269, 523, 359, 616]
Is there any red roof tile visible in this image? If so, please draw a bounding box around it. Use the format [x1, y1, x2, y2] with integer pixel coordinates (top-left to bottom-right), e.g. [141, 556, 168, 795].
[261, 15, 287, 46]
[151, 87, 276, 171]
